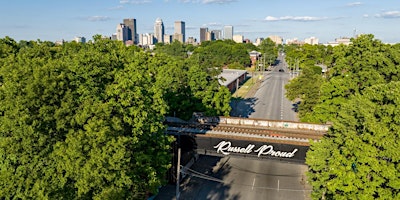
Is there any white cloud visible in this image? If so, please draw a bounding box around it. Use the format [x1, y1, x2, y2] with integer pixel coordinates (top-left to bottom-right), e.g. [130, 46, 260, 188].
[201, 0, 236, 4]
[120, 0, 151, 4]
[347, 2, 362, 7]
[265, 16, 279, 21]
[179, 0, 236, 4]
[87, 16, 111, 22]
[375, 11, 400, 18]
[265, 16, 328, 22]
[202, 22, 223, 27]
[109, 5, 124, 10]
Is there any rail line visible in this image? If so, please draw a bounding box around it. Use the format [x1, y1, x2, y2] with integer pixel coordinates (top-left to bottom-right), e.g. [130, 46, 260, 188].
[165, 121, 326, 146]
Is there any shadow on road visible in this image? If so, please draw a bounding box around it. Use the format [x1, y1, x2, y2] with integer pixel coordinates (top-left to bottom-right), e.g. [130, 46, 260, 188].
[178, 155, 241, 200]
[230, 97, 257, 118]
[155, 155, 240, 200]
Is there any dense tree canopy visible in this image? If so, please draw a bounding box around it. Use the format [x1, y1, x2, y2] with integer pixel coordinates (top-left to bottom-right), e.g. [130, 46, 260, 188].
[0, 37, 232, 199]
[258, 38, 278, 66]
[310, 34, 400, 123]
[153, 41, 194, 59]
[306, 82, 400, 199]
[285, 65, 324, 121]
[282, 34, 400, 199]
[189, 40, 251, 75]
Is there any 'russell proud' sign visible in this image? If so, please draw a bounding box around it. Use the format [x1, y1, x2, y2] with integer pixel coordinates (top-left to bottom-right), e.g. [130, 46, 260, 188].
[213, 140, 298, 158]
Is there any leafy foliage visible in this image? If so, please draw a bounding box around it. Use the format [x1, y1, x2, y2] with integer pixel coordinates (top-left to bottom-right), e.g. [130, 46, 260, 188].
[311, 34, 400, 123]
[258, 38, 278, 66]
[0, 37, 232, 199]
[189, 40, 251, 75]
[285, 65, 324, 122]
[306, 82, 400, 199]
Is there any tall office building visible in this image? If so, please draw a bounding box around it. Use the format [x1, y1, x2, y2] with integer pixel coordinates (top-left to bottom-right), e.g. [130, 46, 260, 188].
[174, 21, 185, 43]
[304, 37, 319, 45]
[116, 23, 129, 42]
[139, 33, 155, 46]
[206, 31, 212, 41]
[74, 36, 86, 43]
[268, 35, 283, 45]
[211, 30, 222, 40]
[164, 34, 172, 44]
[224, 25, 233, 40]
[199, 27, 208, 43]
[154, 18, 164, 43]
[123, 18, 137, 44]
[233, 35, 244, 43]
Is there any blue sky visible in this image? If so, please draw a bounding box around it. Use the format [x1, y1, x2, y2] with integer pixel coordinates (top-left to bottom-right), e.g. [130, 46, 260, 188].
[1, 0, 400, 43]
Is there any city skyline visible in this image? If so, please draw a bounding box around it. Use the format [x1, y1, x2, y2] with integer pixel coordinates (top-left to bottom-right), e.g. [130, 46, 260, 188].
[1, 0, 400, 43]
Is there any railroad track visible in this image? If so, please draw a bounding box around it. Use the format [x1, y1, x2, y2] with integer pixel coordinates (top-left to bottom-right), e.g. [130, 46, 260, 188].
[165, 121, 326, 145]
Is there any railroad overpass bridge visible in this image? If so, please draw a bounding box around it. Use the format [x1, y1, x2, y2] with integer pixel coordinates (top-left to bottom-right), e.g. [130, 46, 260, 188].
[166, 116, 330, 164]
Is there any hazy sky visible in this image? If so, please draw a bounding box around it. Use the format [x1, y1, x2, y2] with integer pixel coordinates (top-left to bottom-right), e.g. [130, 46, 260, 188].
[1, 0, 400, 43]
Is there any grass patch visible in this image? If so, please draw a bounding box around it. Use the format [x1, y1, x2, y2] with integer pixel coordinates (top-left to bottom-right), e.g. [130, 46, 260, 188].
[232, 76, 259, 98]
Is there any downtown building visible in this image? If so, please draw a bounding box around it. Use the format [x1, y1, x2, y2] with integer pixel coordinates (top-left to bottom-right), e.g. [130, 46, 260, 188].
[154, 18, 165, 44]
[173, 21, 185, 43]
[199, 28, 223, 43]
[123, 18, 137, 44]
[115, 18, 138, 45]
[199, 27, 208, 43]
[268, 35, 283, 45]
[116, 23, 129, 42]
[223, 25, 233, 40]
[233, 35, 244, 43]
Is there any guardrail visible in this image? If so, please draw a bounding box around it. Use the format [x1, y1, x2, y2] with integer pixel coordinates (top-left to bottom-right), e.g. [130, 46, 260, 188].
[194, 116, 330, 132]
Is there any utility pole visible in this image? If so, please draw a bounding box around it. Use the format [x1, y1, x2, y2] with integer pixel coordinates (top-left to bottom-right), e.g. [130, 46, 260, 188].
[176, 147, 181, 200]
[263, 53, 266, 73]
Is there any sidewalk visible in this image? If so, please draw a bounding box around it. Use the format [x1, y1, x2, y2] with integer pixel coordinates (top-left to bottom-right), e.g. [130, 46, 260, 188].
[153, 184, 177, 200]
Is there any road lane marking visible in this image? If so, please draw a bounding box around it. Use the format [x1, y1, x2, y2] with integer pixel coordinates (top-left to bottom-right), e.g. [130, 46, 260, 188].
[281, 81, 284, 120]
[252, 177, 256, 190]
[278, 179, 280, 192]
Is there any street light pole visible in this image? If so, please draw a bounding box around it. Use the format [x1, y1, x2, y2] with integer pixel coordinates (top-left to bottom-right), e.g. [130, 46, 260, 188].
[176, 147, 181, 200]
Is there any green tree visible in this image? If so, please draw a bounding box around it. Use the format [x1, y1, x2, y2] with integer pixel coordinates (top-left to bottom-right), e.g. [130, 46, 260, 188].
[258, 38, 278, 66]
[0, 39, 173, 199]
[311, 34, 400, 123]
[154, 40, 189, 59]
[285, 65, 324, 122]
[306, 81, 400, 199]
[187, 64, 232, 117]
[190, 40, 251, 75]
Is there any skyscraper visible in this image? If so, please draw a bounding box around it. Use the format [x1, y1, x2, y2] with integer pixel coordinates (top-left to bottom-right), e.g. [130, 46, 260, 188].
[116, 23, 128, 42]
[199, 27, 208, 43]
[224, 25, 233, 40]
[174, 21, 185, 43]
[154, 18, 164, 43]
[123, 18, 137, 44]
[211, 30, 222, 40]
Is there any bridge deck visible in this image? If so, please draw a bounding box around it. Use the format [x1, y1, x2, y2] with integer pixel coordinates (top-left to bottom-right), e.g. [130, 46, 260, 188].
[165, 117, 328, 146]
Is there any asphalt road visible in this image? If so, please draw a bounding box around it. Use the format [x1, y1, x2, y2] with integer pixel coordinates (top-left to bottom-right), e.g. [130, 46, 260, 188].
[155, 155, 311, 200]
[233, 53, 298, 121]
[154, 55, 308, 200]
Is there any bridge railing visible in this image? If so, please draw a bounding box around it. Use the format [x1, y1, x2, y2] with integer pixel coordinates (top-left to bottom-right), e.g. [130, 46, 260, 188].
[195, 116, 330, 132]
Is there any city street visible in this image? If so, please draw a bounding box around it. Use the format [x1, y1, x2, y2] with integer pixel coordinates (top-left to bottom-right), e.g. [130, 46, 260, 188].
[155, 155, 311, 200]
[232, 53, 298, 121]
[155, 54, 308, 200]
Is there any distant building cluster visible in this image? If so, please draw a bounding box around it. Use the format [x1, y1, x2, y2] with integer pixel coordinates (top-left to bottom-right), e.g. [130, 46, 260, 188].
[60, 17, 361, 47]
[112, 18, 138, 45]
[112, 18, 186, 48]
[199, 25, 232, 43]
